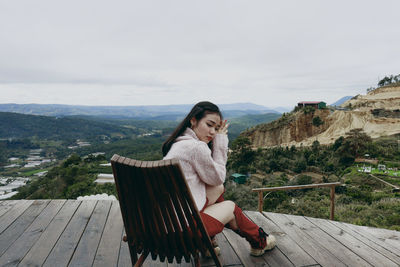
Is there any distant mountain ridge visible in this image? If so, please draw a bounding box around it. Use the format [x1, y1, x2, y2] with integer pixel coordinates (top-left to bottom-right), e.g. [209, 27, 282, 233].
[0, 103, 279, 120]
[0, 109, 281, 142]
[331, 96, 353, 106]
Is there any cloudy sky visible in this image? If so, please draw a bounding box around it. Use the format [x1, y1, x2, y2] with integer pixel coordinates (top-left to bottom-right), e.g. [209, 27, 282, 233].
[0, 0, 399, 109]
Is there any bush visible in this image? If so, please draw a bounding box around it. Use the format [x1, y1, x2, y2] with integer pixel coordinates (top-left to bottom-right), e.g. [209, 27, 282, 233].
[312, 116, 324, 127]
[63, 154, 81, 167]
[294, 159, 307, 173]
[303, 106, 316, 114]
[295, 175, 313, 185]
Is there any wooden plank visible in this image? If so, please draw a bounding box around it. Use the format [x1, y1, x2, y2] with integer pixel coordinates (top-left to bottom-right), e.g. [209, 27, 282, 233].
[92, 201, 124, 267]
[167, 258, 193, 267]
[327, 219, 400, 264]
[192, 231, 243, 267]
[0, 200, 18, 218]
[118, 229, 134, 267]
[245, 212, 295, 267]
[283, 214, 372, 267]
[338, 222, 400, 254]
[118, 232, 169, 267]
[265, 212, 346, 267]
[0, 200, 32, 234]
[215, 231, 242, 266]
[358, 225, 400, 241]
[198, 253, 216, 266]
[0, 200, 65, 267]
[42, 200, 97, 267]
[18, 200, 81, 267]
[68, 200, 112, 267]
[251, 211, 318, 266]
[305, 216, 399, 267]
[0, 200, 48, 257]
[223, 228, 268, 267]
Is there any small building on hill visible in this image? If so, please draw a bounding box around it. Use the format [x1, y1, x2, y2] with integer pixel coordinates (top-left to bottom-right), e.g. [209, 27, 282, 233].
[231, 173, 248, 184]
[298, 101, 326, 109]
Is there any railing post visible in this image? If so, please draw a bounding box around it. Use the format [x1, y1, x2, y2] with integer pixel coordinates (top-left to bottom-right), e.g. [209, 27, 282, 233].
[330, 185, 335, 220]
[258, 192, 263, 213]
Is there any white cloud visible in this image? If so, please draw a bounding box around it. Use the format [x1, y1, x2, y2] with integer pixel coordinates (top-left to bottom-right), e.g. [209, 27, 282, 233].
[0, 0, 399, 108]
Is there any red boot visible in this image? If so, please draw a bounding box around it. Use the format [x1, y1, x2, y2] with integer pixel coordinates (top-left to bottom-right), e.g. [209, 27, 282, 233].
[200, 213, 223, 257]
[200, 212, 224, 237]
[233, 205, 276, 256]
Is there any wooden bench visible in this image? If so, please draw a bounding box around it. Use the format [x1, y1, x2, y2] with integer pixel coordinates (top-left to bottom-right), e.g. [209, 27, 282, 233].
[111, 154, 222, 267]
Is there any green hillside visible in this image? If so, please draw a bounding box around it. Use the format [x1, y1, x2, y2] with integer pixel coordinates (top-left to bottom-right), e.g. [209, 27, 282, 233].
[225, 132, 400, 230]
[0, 112, 138, 140]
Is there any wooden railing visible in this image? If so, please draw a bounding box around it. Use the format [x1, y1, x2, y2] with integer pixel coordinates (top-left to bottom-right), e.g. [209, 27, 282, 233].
[252, 182, 341, 220]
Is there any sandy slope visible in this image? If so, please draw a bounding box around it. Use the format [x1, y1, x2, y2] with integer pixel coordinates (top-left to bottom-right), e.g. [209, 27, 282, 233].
[343, 85, 400, 111]
[300, 86, 400, 146]
[251, 85, 400, 148]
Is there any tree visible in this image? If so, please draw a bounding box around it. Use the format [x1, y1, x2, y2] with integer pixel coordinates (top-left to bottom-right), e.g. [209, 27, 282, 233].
[312, 140, 320, 152]
[303, 106, 315, 114]
[377, 74, 400, 87]
[366, 87, 376, 93]
[343, 129, 372, 157]
[335, 129, 372, 166]
[228, 136, 255, 172]
[63, 154, 81, 167]
[294, 158, 307, 173]
[312, 116, 324, 127]
[332, 136, 344, 151]
[378, 76, 391, 87]
[296, 175, 313, 185]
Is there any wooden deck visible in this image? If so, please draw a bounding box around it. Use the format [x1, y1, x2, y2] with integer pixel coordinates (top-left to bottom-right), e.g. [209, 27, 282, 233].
[0, 200, 399, 267]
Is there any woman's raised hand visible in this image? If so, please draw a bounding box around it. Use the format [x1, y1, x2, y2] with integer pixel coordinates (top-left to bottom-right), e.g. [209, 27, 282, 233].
[218, 120, 229, 135]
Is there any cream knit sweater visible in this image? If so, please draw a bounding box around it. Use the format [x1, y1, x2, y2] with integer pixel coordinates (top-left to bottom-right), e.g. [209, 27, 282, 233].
[163, 127, 229, 211]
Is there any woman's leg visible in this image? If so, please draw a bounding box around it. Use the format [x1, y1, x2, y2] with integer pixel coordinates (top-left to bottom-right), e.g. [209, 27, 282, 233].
[205, 184, 225, 206]
[200, 201, 234, 238]
[203, 200, 235, 225]
[203, 201, 276, 256]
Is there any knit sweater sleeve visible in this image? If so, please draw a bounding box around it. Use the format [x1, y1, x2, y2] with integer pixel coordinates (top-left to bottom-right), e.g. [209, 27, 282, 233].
[192, 134, 228, 186]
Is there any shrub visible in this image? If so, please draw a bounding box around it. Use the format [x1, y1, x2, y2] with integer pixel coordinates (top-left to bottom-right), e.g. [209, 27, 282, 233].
[312, 116, 324, 127]
[295, 175, 313, 185]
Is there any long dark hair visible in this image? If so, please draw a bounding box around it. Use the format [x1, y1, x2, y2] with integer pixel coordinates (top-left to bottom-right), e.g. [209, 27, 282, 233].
[162, 101, 222, 156]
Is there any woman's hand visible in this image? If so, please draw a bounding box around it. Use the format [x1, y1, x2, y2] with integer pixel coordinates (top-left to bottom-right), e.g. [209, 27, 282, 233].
[217, 120, 229, 135]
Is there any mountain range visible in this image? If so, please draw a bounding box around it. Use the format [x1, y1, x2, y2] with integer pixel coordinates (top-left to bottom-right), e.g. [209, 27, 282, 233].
[0, 103, 280, 120]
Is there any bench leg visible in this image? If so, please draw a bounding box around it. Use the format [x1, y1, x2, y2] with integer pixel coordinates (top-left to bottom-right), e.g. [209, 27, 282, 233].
[134, 251, 149, 267]
[194, 253, 200, 267]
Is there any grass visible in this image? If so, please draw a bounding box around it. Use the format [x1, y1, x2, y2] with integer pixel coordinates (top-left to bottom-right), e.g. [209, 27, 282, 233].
[371, 168, 399, 177]
[355, 165, 399, 177]
[20, 168, 49, 176]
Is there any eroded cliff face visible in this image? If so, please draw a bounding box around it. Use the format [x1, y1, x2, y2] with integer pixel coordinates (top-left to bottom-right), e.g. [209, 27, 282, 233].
[245, 109, 331, 147]
[243, 85, 400, 148]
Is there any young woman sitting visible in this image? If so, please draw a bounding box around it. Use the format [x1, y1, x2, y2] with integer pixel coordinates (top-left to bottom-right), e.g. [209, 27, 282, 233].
[162, 101, 276, 256]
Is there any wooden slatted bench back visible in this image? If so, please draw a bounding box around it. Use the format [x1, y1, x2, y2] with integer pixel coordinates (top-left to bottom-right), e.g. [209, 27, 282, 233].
[111, 154, 222, 267]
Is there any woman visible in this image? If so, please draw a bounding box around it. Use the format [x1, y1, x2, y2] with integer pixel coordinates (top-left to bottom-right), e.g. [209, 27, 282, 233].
[162, 101, 276, 257]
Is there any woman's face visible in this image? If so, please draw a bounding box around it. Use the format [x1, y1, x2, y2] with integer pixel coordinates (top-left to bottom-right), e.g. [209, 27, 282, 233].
[191, 113, 221, 143]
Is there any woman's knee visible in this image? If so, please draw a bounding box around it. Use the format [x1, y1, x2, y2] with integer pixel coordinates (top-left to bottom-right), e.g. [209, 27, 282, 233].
[223, 200, 236, 210]
[203, 200, 236, 224]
